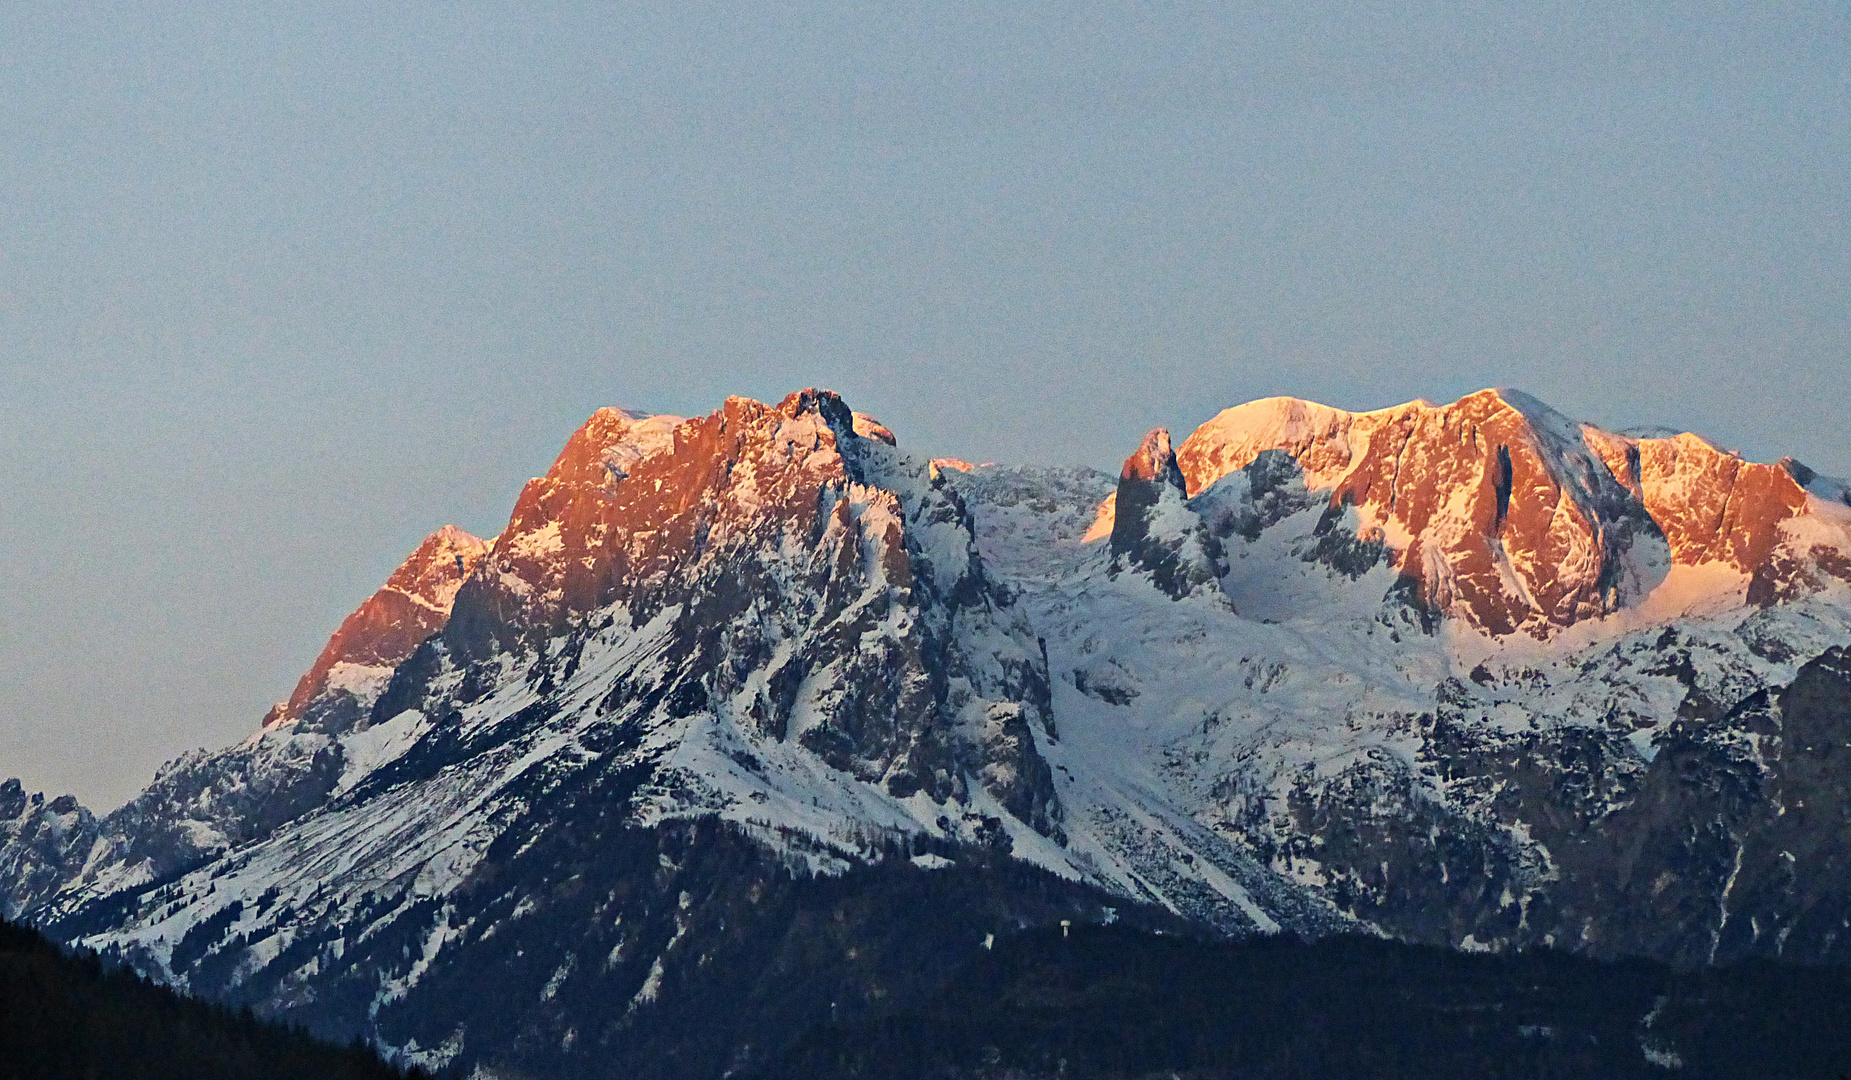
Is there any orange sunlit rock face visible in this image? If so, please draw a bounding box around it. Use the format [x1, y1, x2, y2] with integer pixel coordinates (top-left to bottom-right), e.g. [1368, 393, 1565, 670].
[852, 412, 898, 446]
[259, 390, 920, 732]
[1174, 389, 1837, 637]
[1107, 427, 1224, 601]
[1120, 428, 1181, 486]
[1583, 431, 1810, 570]
[263, 524, 490, 728]
[446, 389, 902, 656]
[272, 384, 1847, 717]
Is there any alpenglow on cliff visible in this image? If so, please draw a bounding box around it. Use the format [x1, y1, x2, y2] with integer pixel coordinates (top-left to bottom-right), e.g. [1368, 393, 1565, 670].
[4, 386, 1850, 1077]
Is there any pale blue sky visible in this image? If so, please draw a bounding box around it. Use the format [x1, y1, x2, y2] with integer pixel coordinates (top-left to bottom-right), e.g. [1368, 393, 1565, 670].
[3, 2, 1847, 806]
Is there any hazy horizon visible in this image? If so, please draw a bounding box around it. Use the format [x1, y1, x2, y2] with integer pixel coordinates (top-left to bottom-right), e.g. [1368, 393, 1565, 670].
[4, 2, 1847, 807]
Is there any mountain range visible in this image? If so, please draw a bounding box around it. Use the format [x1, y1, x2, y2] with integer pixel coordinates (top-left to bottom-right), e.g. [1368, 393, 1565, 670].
[5, 386, 1850, 1078]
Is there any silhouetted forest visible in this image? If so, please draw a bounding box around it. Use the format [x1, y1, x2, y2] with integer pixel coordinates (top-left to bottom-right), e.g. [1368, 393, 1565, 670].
[0, 918, 422, 1080]
[754, 925, 1851, 1080]
[12, 896, 1851, 1080]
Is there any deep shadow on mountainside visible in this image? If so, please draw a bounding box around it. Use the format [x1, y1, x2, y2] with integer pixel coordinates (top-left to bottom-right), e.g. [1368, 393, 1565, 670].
[753, 924, 1851, 1080]
[191, 819, 1190, 1080]
[0, 918, 422, 1080]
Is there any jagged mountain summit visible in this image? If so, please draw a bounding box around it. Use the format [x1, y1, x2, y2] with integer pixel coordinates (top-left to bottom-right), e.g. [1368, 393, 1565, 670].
[1102, 389, 1851, 633]
[4, 386, 1850, 1078]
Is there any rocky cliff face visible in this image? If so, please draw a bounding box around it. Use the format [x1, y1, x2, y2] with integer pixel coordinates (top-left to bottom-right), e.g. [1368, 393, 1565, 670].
[263, 525, 491, 732]
[1171, 389, 1850, 637]
[0, 785, 93, 921]
[1271, 638, 1851, 966]
[1107, 428, 1223, 601]
[3, 386, 1849, 1078]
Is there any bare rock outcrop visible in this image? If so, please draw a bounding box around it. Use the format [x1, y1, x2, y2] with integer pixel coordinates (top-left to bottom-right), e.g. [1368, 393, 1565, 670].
[1171, 389, 1850, 637]
[263, 524, 491, 731]
[1108, 428, 1223, 601]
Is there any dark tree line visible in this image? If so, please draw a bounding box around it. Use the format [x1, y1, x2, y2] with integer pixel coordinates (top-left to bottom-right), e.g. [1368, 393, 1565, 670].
[753, 925, 1851, 1080]
[0, 918, 425, 1080]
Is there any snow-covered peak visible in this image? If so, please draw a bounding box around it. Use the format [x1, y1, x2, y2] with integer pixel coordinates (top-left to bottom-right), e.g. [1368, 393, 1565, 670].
[1162, 388, 1849, 638]
[1174, 396, 1356, 495]
[1177, 389, 1584, 497]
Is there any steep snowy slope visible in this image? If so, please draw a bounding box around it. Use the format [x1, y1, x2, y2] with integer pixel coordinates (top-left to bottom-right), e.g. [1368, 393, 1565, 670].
[1, 524, 490, 922]
[3, 385, 1849, 1077]
[947, 388, 1851, 965]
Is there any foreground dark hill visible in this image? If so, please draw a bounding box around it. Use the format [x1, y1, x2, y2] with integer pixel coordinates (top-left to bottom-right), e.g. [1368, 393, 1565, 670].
[758, 925, 1851, 1080]
[0, 919, 418, 1080]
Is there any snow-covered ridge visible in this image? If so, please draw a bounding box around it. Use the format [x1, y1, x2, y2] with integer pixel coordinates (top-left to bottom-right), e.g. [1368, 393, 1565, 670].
[10, 388, 1073, 944]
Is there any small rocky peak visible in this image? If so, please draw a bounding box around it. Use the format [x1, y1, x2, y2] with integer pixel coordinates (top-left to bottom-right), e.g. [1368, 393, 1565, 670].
[0, 778, 26, 818]
[548, 407, 647, 486]
[1781, 457, 1818, 488]
[775, 389, 879, 483]
[1778, 457, 1851, 507]
[263, 525, 490, 730]
[1109, 427, 1185, 562]
[386, 525, 493, 606]
[779, 388, 859, 439]
[1110, 428, 1223, 601]
[1120, 428, 1187, 491]
[853, 412, 897, 446]
[544, 407, 686, 489]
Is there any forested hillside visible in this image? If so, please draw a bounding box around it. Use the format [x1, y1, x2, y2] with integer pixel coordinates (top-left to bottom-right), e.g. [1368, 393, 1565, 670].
[0, 919, 420, 1080]
[756, 926, 1851, 1080]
